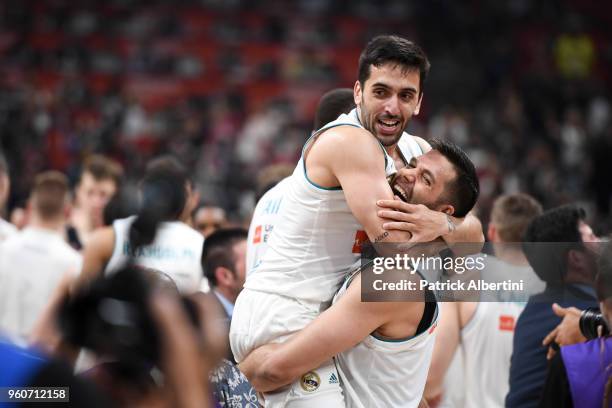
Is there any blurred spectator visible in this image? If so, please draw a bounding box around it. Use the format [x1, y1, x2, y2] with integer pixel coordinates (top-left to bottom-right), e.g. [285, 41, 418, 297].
[0, 171, 81, 345]
[539, 240, 612, 408]
[506, 205, 600, 408]
[77, 156, 204, 295]
[68, 154, 123, 250]
[194, 205, 228, 238]
[553, 16, 596, 80]
[0, 151, 17, 241]
[202, 228, 248, 323]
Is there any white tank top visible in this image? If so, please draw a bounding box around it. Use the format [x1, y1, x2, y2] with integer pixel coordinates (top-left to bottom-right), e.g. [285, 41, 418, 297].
[105, 216, 204, 294]
[334, 269, 439, 408]
[244, 109, 423, 303]
[460, 300, 525, 407]
[0, 227, 82, 345]
[246, 177, 290, 276]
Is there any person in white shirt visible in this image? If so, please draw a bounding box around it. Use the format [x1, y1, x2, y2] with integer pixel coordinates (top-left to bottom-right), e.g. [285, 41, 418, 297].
[0, 151, 17, 242]
[75, 156, 203, 295]
[0, 171, 82, 344]
[424, 193, 544, 408]
[68, 154, 123, 250]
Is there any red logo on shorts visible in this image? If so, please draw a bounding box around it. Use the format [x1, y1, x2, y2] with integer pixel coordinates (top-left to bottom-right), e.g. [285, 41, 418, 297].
[499, 315, 515, 332]
[253, 225, 262, 244]
[352, 230, 369, 253]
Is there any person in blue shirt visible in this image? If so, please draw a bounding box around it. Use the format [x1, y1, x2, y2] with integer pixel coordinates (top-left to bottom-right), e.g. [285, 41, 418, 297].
[506, 205, 600, 407]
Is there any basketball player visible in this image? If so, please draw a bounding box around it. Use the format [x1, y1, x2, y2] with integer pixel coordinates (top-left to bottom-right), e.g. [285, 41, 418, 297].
[231, 35, 483, 406]
[240, 140, 480, 407]
[0, 171, 81, 344]
[424, 193, 544, 407]
[75, 156, 203, 294]
[68, 155, 123, 249]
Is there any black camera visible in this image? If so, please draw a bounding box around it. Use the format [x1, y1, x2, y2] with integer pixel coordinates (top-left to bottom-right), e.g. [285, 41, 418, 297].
[58, 264, 161, 383]
[579, 307, 610, 340]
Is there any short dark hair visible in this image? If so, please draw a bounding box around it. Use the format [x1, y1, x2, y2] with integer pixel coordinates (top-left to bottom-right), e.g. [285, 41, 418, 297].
[429, 139, 479, 218]
[522, 205, 587, 285]
[202, 228, 248, 287]
[80, 154, 123, 186]
[31, 171, 70, 219]
[313, 88, 355, 131]
[358, 35, 430, 94]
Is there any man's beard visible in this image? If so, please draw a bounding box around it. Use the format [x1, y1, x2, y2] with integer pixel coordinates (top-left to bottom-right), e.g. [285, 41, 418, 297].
[359, 101, 403, 147]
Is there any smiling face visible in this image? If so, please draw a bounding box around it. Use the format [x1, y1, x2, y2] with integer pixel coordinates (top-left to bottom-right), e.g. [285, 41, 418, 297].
[389, 150, 457, 215]
[354, 63, 423, 147]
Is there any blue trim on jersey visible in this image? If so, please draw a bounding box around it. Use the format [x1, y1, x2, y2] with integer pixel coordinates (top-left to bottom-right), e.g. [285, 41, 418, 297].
[300, 113, 390, 191]
[300, 122, 362, 191]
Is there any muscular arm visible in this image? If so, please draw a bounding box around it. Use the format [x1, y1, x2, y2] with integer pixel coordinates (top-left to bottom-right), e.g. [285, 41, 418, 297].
[239, 274, 419, 392]
[424, 302, 461, 405]
[306, 126, 412, 248]
[73, 227, 114, 292]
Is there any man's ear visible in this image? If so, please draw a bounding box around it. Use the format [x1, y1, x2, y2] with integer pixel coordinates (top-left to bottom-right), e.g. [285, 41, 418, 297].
[567, 249, 591, 275]
[487, 223, 497, 242]
[438, 204, 454, 216]
[214, 267, 234, 287]
[353, 80, 362, 106]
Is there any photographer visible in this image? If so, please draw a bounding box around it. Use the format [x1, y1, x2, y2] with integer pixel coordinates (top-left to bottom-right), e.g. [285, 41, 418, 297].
[540, 240, 612, 408]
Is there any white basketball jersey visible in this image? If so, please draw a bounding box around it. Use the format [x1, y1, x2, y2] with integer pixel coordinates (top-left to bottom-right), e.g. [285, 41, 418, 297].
[333, 270, 439, 408]
[246, 177, 289, 276]
[461, 301, 525, 407]
[244, 108, 424, 303]
[0, 227, 82, 344]
[105, 216, 204, 294]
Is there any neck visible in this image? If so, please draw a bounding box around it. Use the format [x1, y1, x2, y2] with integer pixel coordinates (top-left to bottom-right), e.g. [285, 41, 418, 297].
[493, 244, 530, 266]
[30, 215, 64, 233]
[215, 287, 237, 304]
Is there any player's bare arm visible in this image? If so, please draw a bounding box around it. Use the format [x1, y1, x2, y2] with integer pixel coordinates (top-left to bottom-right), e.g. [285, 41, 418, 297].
[424, 302, 462, 406]
[73, 226, 114, 292]
[305, 125, 412, 247]
[239, 273, 423, 392]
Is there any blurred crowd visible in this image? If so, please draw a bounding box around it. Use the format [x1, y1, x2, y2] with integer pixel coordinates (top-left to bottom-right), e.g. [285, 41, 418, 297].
[0, 0, 611, 228]
[0, 1, 612, 407]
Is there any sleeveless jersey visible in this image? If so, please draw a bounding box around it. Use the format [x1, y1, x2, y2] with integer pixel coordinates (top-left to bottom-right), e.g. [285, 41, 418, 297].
[461, 300, 525, 407]
[243, 108, 423, 303]
[333, 268, 439, 408]
[245, 177, 289, 276]
[105, 216, 204, 294]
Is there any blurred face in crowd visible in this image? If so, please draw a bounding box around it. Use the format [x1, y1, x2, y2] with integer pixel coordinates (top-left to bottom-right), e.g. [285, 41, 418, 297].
[354, 63, 423, 147]
[194, 206, 227, 237]
[76, 172, 117, 226]
[389, 150, 457, 215]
